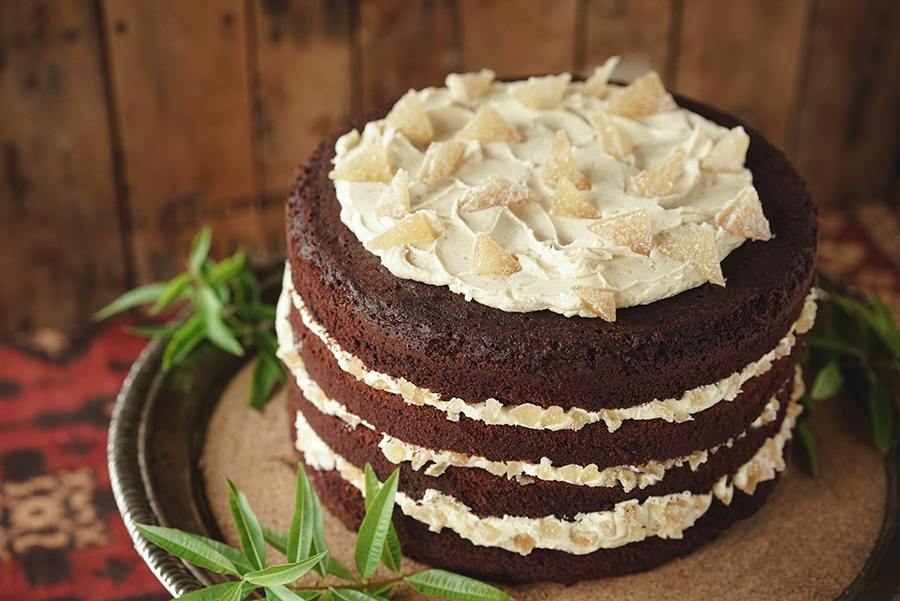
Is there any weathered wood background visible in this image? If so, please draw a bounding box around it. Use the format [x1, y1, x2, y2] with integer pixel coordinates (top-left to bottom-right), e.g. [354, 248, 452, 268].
[2, 0, 900, 335]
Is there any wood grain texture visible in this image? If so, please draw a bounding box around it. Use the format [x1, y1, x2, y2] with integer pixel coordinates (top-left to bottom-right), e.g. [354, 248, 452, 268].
[583, 0, 674, 83]
[460, 0, 578, 77]
[0, 0, 125, 333]
[674, 0, 810, 149]
[250, 0, 353, 259]
[793, 0, 900, 206]
[358, 0, 462, 110]
[103, 0, 260, 281]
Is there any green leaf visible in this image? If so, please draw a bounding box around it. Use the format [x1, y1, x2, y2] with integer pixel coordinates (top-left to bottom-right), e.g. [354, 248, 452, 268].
[807, 334, 868, 361]
[250, 358, 278, 411]
[324, 556, 357, 582]
[868, 378, 895, 454]
[176, 581, 256, 601]
[308, 480, 330, 579]
[811, 360, 844, 400]
[799, 393, 818, 414]
[126, 324, 180, 338]
[162, 314, 206, 370]
[328, 587, 382, 601]
[198, 284, 245, 356]
[178, 531, 255, 574]
[149, 272, 194, 315]
[363, 465, 401, 573]
[207, 250, 248, 286]
[262, 526, 289, 555]
[92, 283, 168, 321]
[288, 465, 316, 564]
[265, 585, 320, 601]
[355, 468, 399, 581]
[189, 227, 213, 273]
[234, 268, 262, 305]
[228, 479, 268, 570]
[220, 580, 254, 601]
[405, 569, 515, 601]
[243, 552, 327, 586]
[795, 420, 818, 477]
[361, 583, 395, 599]
[234, 302, 278, 324]
[870, 294, 900, 359]
[134, 523, 239, 576]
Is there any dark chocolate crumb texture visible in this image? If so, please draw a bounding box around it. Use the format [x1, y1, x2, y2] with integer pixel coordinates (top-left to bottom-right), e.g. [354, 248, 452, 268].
[275, 65, 818, 583]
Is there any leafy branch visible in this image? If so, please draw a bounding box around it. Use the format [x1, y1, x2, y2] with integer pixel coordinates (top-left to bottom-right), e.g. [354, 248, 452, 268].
[93, 228, 286, 409]
[799, 282, 898, 474]
[137, 463, 515, 601]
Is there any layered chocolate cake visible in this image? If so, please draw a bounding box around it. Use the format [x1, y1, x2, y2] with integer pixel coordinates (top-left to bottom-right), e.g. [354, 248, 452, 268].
[275, 61, 818, 584]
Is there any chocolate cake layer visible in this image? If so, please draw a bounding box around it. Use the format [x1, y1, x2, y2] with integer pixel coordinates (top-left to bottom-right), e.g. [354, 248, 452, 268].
[286, 98, 816, 412]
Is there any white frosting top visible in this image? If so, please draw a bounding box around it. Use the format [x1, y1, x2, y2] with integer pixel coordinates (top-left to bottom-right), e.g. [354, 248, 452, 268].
[330, 73, 760, 316]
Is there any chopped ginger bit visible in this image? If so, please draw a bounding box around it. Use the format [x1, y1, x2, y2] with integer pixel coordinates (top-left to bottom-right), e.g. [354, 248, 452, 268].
[446, 69, 496, 103]
[510, 73, 572, 109]
[631, 150, 684, 197]
[701, 126, 750, 173]
[461, 174, 539, 212]
[543, 130, 591, 190]
[374, 169, 410, 218]
[473, 232, 521, 275]
[582, 56, 621, 98]
[329, 144, 393, 183]
[386, 89, 434, 145]
[551, 176, 598, 218]
[588, 209, 653, 256]
[418, 140, 466, 185]
[457, 104, 526, 143]
[369, 212, 436, 250]
[514, 533, 536, 555]
[659, 230, 725, 286]
[572, 285, 617, 322]
[716, 186, 772, 241]
[605, 71, 678, 118]
[590, 111, 634, 159]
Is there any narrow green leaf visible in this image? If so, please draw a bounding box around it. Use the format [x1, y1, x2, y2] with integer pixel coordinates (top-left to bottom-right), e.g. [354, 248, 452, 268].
[405, 569, 515, 601]
[178, 530, 255, 574]
[324, 556, 357, 582]
[361, 582, 395, 599]
[363, 465, 401, 573]
[220, 580, 253, 601]
[262, 526, 289, 555]
[870, 294, 900, 359]
[228, 479, 268, 570]
[234, 302, 278, 324]
[265, 585, 320, 601]
[126, 324, 180, 338]
[355, 468, 399, 581]
[176, 581, 256, 601]
[799, 393, 818, 414]
[162, 315, 205, 370]
[250, 358, 278, 411]
[234, 268, 262, 305]
[134, 523, 239, 576]
[198, 285, 245, 356]
[207, 250, 248, 286]
[795, 421, 818, 477]
[149, 272, 194, 315]
[288, 464, 316, 564]
[807, 334, 868, 361]
[328, 587, 382, 601]
[868, 378, 895, 454]
[308, 480, 330, 579]
[93, 283, 168, 321]
[189, 227, 213, 273]
[811, 360, 844, 400]
[243, 552, 327, 586]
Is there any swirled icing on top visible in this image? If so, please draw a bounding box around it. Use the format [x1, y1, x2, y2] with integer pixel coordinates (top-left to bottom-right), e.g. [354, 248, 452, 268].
[330, 66, 768, 317]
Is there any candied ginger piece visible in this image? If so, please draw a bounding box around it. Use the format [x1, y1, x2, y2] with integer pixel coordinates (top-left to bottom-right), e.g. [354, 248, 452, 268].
[631, 150, 684, 197]
[606, 71, 678, 118]
[659, 230, 725, 286]
[590, 111, 634, 159]
[588, 209, 652, 256]
[446, 69, 495, 103]
[582, 56, 620, 98]
[386, 89, 434, 145]
[551, 176, 598, 218]
[374, 169, 410, 218]
[461, 174, 539, 212]
[542, 130, 591, 190]
[457, 104, 526, 143]
[716, 186, 772, 241]
[369, 212, 436, 250]
[418, 140, 466, 185]
[701, 126, 750, 173]
[510, 73, 571, 110]
[572, 285, 616, 322]
[473, 232, 521, 275]
[329, 144, 393, 183]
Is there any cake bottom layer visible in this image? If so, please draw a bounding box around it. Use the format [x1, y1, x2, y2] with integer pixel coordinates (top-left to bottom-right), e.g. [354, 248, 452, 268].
[304, 460, 780, 584]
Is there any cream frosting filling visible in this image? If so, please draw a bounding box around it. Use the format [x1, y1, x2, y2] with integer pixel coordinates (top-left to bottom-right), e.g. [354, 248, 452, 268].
[331, 80, 760, 316]
[294, 398, 802, 556]
[277, 265, 816, 432]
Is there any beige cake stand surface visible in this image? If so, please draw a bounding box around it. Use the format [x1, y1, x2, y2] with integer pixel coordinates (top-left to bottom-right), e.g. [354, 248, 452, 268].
[201, 364, 886, 601]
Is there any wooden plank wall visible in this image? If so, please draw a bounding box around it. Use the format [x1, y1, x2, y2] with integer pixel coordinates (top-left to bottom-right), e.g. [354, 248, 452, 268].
[2, 0, 900, 335]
